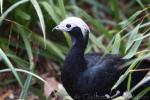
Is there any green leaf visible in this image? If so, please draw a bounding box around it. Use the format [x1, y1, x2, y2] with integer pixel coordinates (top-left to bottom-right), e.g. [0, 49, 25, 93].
[125, 24, 140, 53]
[58, 0, 66, 19]
[133, 87, 150, 100]
[15, 25, 34, 99]
[127, 73, 132, 91]
[89, 33, 108, 53]
[40, 1, 60, 24]
[15, 9, 31, 21]
[0, 0, 3, 14]
[0, 68, 47, 84]
[130, 75, 150, 93]
[0, 49, 23, 87]
[30, 0, 46, 46]
[0, 0, 29, 24]
[110, 0, 120, 26]
[112, 52, 150, 90]
[124, 34, 143, 59]
[111, 34, 121, 54]
[119, 10, 143, 27]
[7, 54, 29, 69]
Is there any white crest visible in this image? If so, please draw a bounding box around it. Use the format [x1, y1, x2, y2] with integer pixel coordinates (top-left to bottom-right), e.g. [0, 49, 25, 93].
[57, 17, 90, 37]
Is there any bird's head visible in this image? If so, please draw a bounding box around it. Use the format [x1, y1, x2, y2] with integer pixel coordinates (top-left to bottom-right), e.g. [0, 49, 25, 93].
[53, 17, 90, 46]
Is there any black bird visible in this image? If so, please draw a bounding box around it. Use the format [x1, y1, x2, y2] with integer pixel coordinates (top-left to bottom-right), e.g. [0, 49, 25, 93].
[53, 17, 150, 100]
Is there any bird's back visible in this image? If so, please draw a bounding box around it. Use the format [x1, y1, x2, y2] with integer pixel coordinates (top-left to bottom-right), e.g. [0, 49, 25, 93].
[73, 53, 127, 99]
[75, 53, 150, 99]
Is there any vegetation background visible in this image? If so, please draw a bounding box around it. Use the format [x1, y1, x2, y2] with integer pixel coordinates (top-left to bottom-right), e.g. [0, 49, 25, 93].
[0, 0, 150, 99]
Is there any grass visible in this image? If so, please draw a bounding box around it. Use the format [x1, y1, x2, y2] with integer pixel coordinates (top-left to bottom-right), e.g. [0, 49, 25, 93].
[0, 0, 150, 99]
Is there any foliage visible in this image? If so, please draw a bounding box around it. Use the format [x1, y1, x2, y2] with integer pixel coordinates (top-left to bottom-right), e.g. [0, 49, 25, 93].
[0, 0, 150, 99]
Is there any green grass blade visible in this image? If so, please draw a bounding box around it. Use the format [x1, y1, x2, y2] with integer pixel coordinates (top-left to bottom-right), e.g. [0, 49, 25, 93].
[124, 34, 143, 59]
[140, 21, 150, 28]
[111, 34, 121, 54]
[125, 24, 140, 53]
[131, 75, 150, 93]
[112, 53, 144, 90]
[89, 33, 108, 53]
[6, 19, 65, 60]
[110, 0, 120, 26]
[40, 1, 60, 24]
[127, 73, 132, 91]
[0, 0, 29, 24]
[7, 54, 29, 69]
[133, 87, 150, 100]
[0, 68, 47, 84]
[112, 52, 150, 90]
[133, 32, 150, 42]
[0, 49, 23, 87]
[15, 25, 34, 99]
[0, 0, 3, 14]
[58, 0, 66, 19]
[30, 0, 46, 45]
[119, 10, 143, 27]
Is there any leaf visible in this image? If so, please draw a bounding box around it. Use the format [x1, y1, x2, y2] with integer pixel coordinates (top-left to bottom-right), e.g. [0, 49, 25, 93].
[112, 53, 144, 90]
[40, 1, 60, 24]
[89, 33, 108, 53]
[0, 68, 47, 83]
[112, 52, 150, 90]
[119, 10, 143, 27]
[0, 90, 14, 100]
[130, 75, 150, 93]
[7, 53, 29, 69]
[16, 25, 34, 99]
[15, 9, 31, 21]
[44, 77, 61, 99]
[0, 49, 23, 87]
[0, 0, 3, 14]
[111, 34, 121, 54]
[127, 73, 132, 91]
[124, 34, 143, 59]
[133, 87, 150, 100]
[133, 32, 150, 42]
[0, 0, 29, 24]
[58, 0, 66, 19]
[125, 24, 140, 53]
[140, 21, 150, 28]
[30, 0, 46, 46]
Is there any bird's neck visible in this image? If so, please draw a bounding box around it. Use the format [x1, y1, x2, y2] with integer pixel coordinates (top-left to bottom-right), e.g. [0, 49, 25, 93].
[64, 36, 88, 72]
[62, 33, 88, 84]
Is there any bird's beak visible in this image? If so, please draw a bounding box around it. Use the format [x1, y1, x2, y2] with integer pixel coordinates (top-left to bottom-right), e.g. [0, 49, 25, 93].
[52, 25, 59, 32]
[52, 25, 65, 32]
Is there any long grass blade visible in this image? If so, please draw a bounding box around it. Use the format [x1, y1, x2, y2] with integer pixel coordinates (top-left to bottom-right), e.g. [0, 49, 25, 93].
[133, 87, 150, 100]
[0, 0, 3, 14]
[130, 75, 150, 93]
[58, 0, 66, 19]
[15, 25, 34, 99]
[125, 24, 140, 53]
[111, 34, 121, 54]
[30, 0, 46, 46]
[41, 1, 60, 24]
[0, 0, 29, 24]
[0, 68, 47, 84]
[124, 34, 143, 59]
[0, 49, 23, 87]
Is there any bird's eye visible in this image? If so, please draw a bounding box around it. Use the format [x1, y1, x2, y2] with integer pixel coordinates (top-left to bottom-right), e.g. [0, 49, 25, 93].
[66, 24, 71, 28]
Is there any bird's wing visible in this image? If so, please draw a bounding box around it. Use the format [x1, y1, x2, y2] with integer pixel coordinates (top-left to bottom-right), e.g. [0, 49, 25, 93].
[77, 53, 127, 94]
[82, 53, 150, 95]
[84, 53, 126, 69]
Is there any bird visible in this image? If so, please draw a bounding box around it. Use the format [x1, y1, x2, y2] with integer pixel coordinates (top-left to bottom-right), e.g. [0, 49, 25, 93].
[52, 17, 150, 100]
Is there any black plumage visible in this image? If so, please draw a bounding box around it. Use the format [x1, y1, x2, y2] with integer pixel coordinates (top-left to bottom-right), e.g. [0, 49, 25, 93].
[53, 17, 150, 100]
